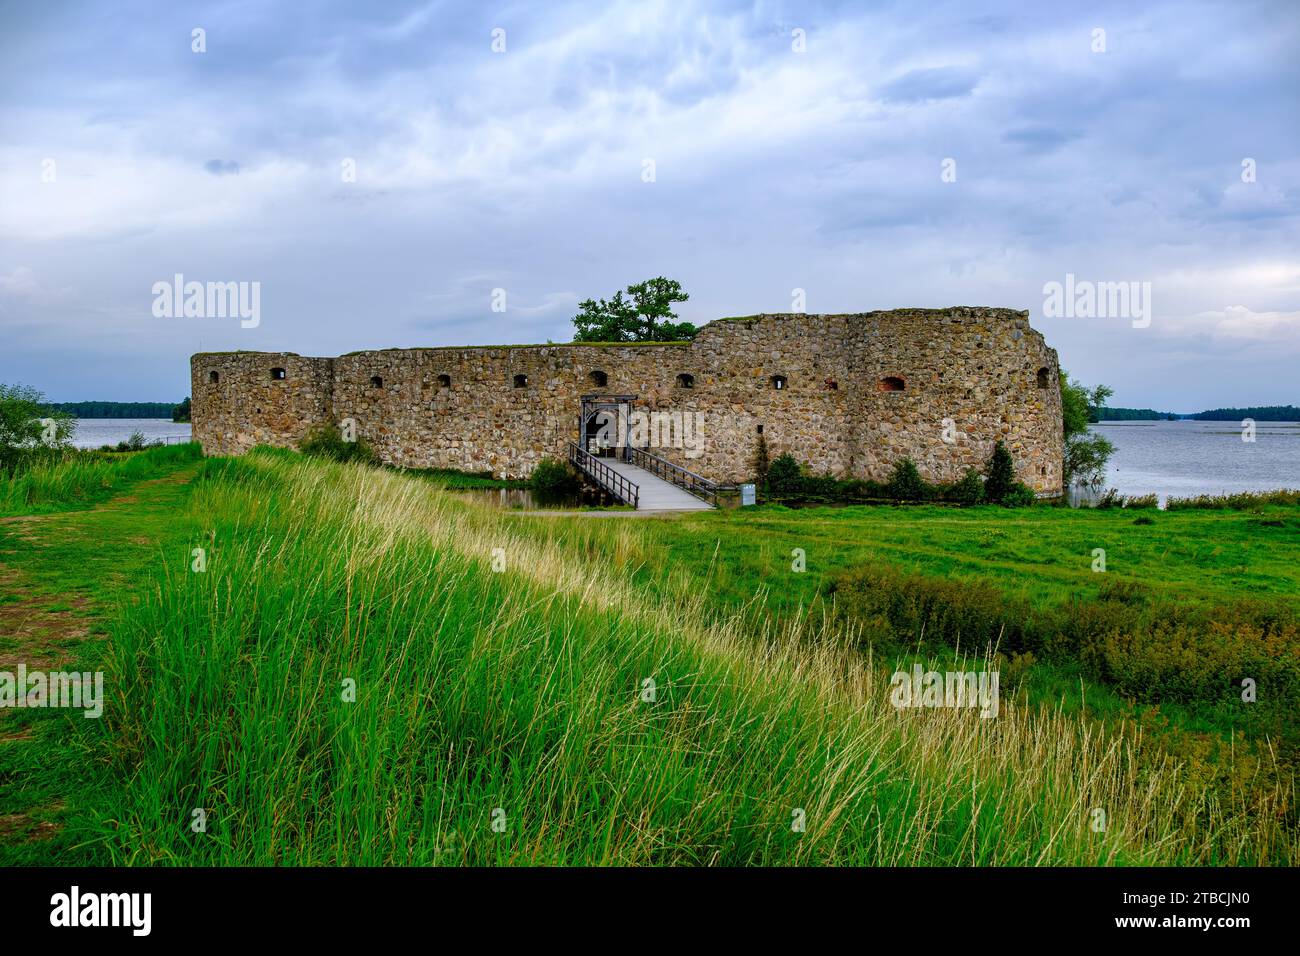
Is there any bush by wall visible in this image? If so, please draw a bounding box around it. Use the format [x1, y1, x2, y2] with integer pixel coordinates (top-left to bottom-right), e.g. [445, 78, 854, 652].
[529, 458, 581, 498]
[761, 445, 1035, 507]
[299, 424, 379, 465]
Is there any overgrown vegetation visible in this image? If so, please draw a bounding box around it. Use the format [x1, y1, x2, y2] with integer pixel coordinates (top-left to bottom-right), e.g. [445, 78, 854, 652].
[298, 423, 379, 465]
[759, 443, 1036, 507]
[0, 382, 74, 476]
[830, 563, 1298, 716]
[1165, 488, 1300, 510]
[528, 457, 581, 499]
[0, 442, 202, 516]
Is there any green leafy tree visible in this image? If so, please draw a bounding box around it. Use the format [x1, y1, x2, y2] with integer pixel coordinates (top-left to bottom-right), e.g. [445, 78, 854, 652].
[0, 383, 74, 475]
[572, 290, 638, 342]
[572, 277, 697, 342]
[172, 397, 191, 423]
[1060, 371, 1115, 489]
[0, 383, 73, 451]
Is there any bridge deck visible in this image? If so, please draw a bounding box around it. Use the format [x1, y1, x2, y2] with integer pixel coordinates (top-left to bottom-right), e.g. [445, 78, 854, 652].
[599, 458, 714, 511]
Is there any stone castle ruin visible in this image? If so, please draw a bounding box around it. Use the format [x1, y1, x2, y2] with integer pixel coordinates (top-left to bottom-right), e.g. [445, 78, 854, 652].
[190, 307, 1064, 498]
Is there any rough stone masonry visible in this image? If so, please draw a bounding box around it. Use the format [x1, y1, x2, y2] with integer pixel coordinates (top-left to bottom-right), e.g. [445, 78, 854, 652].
[190, 307, 1064, 495]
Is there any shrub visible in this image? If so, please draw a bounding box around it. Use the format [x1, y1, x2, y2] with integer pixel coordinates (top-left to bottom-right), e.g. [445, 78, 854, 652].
[1096, 578, 1151, 606]
[1001, 482, 1037, 508]
[765, 453, 803, 496]
[946, 467, 985, 505]
[1095, 488, 1124, 509]
[886, 458, 928, 501]
[802, 471, 839, 500]
[833, 560, 1300, 709]
[529, 458, 580, 498]
[1083, 616, 1300, 706]
[837, 477, 870, 499]
[299, 424, 379, 465]
[832, 562, 1040, 655]
[984, 441, 1016, 503]
[1165, 489, 1300, 510]
[0, 382, 75, 476]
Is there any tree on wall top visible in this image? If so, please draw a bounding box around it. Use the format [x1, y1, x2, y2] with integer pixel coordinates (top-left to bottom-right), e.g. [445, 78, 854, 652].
[572, 277, 698, 342]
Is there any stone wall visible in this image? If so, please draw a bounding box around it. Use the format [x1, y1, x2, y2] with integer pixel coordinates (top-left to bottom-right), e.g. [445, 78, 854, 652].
[190, 307, 1064, 495]
[190, 351, 334, 455]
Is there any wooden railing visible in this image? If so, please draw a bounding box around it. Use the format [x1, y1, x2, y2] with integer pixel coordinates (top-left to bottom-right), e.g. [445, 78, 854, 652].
[625, 446, 720, 506]
[568, 442, 639, 508]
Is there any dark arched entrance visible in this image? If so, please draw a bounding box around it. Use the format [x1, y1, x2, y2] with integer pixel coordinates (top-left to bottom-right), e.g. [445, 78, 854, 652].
[579, 394, 635, 458]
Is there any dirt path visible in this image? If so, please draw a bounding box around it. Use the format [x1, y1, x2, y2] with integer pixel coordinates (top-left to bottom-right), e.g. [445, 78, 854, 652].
[0, 464, 200, 858]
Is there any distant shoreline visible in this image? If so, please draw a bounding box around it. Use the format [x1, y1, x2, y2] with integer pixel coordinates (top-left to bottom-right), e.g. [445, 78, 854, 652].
[1097, 404, 1299, 422]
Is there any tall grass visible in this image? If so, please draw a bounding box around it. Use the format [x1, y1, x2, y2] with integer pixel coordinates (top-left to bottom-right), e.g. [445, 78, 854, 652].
[0, 442, 202, 515]
[84, 450, 1296, 864]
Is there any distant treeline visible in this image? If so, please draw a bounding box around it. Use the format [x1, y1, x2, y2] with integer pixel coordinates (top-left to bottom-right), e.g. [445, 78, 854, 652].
[1095, 407, 1180, 422]
[48, 399, 191, 422]
[1096, 404, 1297, 422]
[1193, 405, 1300, 422]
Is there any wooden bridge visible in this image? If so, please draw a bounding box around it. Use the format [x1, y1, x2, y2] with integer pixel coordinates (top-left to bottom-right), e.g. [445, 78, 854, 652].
[567, 442, 718, 512]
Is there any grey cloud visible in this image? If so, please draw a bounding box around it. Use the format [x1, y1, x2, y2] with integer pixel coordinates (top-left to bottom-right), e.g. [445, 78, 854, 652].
[0, 0, 1297, 412]
[878, 66, 980, 104]
[1001, 126, 1081, 153]
[203, 159, 240, 176]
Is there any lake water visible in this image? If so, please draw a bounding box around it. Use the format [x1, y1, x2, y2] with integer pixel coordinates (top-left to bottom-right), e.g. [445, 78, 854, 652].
[1088, 419, 1298, 500]
[70, 418, 193, 449]
[455, 487, 608, 510]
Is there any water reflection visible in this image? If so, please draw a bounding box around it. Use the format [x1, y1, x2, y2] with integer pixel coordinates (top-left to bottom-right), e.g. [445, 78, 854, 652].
[455, 487, 603, 510]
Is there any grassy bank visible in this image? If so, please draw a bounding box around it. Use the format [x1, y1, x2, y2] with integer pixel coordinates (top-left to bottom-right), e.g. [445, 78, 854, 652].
[3, 447, 1296, 864]
[0, 445, 204, 861]
[74, 452, 1296, 863]
[0, 442, 202, 516]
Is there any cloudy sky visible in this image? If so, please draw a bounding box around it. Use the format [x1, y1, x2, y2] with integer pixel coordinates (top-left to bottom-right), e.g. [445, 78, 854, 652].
[1, 0, 1297, 410]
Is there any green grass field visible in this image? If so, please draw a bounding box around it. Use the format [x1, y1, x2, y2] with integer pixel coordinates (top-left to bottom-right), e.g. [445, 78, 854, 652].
[1, 445, 1296, 865]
